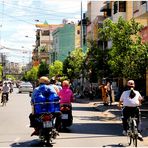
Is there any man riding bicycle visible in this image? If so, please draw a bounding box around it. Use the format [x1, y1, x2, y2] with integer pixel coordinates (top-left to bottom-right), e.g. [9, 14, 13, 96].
[118, 80, 143, 141]
[1, 82, 10, 103]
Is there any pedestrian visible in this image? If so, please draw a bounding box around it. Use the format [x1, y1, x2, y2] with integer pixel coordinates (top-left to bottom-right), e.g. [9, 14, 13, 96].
[100, 82, 109, 106]
[106, 81, 113, 105]
[118, 80, 143, 141]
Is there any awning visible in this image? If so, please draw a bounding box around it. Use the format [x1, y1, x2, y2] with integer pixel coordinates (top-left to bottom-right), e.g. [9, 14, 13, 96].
[100, 5, 108, 12]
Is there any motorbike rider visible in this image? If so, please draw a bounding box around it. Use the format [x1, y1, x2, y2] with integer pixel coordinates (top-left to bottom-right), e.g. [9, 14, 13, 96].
[1, 82, 10, 103]
[29, 76, 60, 136]
[9, 82, 13, 93]
[118, 80, 143, 141]
[58, 80, 74, 112]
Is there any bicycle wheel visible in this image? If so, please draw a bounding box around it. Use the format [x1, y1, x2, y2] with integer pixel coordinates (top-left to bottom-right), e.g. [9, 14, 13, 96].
[127, 134, 132, 146]
[133, 137, 137, 147]
[132, 119, 138, 147]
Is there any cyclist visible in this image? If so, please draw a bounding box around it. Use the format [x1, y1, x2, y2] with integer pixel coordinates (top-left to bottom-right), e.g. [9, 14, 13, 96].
[1, 82, 10, 103]
[118, 80, 143, 141]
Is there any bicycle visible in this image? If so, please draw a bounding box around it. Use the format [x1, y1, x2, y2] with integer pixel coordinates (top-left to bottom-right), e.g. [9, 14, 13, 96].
[2, 94, 7, 106]
[127, 116, 138, 147]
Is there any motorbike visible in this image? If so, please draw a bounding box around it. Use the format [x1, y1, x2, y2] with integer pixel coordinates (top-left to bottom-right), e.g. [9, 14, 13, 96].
[32, 113, 59, 146]
[60, 104, 73, 129]
[1, 93, 7, 106]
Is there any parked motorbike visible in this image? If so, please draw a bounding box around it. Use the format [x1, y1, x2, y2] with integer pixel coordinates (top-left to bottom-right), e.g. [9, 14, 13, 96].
[31, 113, 59, 146]
[60, 104, 73, 129]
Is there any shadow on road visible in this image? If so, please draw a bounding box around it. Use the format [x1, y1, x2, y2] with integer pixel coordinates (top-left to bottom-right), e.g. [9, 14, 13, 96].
[69, 122, 122, 136]
[10, 139, 55, 147]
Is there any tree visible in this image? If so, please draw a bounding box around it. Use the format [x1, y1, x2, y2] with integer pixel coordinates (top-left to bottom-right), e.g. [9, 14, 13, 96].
[49, 60, 63, 78]
[38, 61, 49, 77]
[99, 17, 148, 79]
[63, 48, 85, 80]
[0, 65, 3, 80]
[22, 67, 38, 81]
[85, 40, 111, 82]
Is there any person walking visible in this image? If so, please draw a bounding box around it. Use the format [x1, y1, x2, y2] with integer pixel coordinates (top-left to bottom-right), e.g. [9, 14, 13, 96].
[100, 82, 109, 106]
[106, 81, 113, 105]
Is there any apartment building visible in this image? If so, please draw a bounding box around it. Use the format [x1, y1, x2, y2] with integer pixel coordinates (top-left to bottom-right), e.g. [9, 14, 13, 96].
[100, 1, 148, 95]
[32, 22, 63, 66]
[86, 1, 104, 41]
[52, 23, 76, 62]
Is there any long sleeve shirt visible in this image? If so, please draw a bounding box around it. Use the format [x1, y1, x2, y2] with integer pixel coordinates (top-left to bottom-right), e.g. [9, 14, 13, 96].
[58, 86, 74, 104]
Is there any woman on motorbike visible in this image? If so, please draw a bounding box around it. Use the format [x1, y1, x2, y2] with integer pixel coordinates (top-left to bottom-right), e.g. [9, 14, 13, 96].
[58, 80, 74, 106]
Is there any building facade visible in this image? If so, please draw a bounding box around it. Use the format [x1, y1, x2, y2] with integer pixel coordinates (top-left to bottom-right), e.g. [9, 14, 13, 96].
[52, 23, 75, 62]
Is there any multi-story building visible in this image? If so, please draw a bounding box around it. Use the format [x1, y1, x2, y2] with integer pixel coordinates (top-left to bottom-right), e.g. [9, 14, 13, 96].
[32, 22, 63, 66]
[100, 1, 148, 95]
[133, 1, 148, 43]
[52, 23, 76, 62]
[86, 1, 104, 41]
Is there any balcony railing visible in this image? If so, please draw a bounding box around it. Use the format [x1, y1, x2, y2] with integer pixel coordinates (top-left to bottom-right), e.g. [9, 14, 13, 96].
[133, 1, 148, 18]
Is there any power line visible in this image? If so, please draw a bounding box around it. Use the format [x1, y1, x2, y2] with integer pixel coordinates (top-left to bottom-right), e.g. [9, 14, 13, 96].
[0, 1, 81, 18]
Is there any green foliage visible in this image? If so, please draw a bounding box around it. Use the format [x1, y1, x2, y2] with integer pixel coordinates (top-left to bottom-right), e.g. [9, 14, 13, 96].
[99, 17, 146, 79]
[85, 40, 111, 81]
[38, 46, 47, 52]
[63, 48, 85, 80]
[6, 75, 16, 80]
[49, 60, 63, 78]
[0, 65, 2, 80]
[22, 67, 38, 81]
[38, 61, 49, 77]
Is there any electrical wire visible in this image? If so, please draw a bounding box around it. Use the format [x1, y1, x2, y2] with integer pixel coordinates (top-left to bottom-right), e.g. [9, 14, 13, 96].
[0, 1, 81, 19]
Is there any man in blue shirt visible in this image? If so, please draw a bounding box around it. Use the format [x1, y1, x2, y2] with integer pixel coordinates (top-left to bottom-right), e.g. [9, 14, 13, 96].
[29, 76, 60, 136]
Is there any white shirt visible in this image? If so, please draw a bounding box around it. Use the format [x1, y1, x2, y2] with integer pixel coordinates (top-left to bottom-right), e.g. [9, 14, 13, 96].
[2, 85, 10, 93]
[120, 90, 143, 107]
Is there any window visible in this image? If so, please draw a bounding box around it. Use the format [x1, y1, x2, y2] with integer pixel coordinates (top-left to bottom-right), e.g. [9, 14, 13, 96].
[41, 30, 50, 36]
[141, 1, 146, 5]
[119, 1, 126, 12]
[114, 1, 118, 14]
[77, 30, 80, 35]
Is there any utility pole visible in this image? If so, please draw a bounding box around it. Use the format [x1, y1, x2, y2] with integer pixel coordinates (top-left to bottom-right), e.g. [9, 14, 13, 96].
[81, 1, 83, 49]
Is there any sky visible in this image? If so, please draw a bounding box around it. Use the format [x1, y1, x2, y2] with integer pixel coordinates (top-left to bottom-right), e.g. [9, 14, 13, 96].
[0, 0, 89, 65]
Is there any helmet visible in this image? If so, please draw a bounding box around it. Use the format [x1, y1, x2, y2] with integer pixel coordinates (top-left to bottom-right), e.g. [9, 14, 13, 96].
[127, 80, 135, 87]
[39, 76, 49, 84]
[62, 80, 69, 87]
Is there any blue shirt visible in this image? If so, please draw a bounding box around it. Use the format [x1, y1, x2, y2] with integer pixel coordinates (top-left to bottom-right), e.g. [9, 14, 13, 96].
[31, 84, 60, 114]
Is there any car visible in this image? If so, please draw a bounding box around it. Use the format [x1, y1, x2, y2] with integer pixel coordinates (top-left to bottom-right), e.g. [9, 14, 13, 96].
[18, 82, 33, 93]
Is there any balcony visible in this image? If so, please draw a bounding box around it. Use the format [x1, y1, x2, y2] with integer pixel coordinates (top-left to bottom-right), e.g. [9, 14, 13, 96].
[133, 1, 148, 18]
[39, 51, 49, 59]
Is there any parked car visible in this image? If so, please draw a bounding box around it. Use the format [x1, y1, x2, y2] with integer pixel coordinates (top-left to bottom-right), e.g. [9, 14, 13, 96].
[18, 82, 33, 93]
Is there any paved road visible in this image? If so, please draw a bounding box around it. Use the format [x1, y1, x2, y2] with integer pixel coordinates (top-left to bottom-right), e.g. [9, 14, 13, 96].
[0, 88, 147, 147]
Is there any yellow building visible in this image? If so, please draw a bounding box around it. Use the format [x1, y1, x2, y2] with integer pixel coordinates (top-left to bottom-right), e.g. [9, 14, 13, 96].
[75, 25, 81, 49]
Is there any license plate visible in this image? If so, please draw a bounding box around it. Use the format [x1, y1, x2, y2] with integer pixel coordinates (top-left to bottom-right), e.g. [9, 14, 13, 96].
[61, 114, 68, 119]
[43, 121, 53, 128]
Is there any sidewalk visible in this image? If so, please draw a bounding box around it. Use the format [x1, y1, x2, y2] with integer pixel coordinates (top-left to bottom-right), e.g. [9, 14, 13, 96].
[75, 98, 148, 145]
